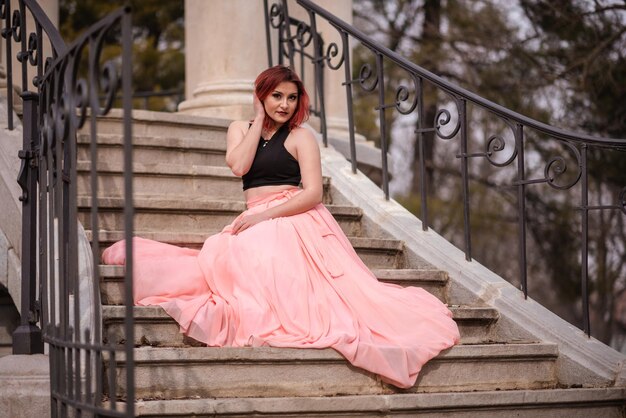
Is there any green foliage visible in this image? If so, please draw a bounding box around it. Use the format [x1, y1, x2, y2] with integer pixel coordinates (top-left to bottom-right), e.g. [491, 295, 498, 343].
[59, 0, 185, 111]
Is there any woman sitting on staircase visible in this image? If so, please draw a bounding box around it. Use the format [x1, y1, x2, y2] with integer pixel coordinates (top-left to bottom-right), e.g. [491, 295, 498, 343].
[102, 65, 460, 388]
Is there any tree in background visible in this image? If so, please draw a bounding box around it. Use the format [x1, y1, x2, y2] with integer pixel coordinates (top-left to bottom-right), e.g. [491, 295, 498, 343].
[353, 0, 550, 284]
[353, 0, 626, 348]
[519, 0, 626, 347]
[59, 0, 184, 111]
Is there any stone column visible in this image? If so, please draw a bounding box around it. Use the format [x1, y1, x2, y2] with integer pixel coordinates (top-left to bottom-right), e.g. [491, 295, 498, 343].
[179, 0, 355, 134]
[178, 0, 268, 120]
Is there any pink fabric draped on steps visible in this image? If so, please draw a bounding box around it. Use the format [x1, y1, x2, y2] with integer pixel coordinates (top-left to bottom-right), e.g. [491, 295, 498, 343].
[102, 188, 460, 388]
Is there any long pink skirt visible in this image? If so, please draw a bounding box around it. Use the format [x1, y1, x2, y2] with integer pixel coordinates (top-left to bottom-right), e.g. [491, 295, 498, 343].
[102, 188, 460, 388]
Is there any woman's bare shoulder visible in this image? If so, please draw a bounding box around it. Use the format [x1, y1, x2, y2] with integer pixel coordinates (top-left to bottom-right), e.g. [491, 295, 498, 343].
[288, 126, 320, 159]
[290, 126, 317, 142]
[228, 120, 251, 132]
[227, 120, 252, 144]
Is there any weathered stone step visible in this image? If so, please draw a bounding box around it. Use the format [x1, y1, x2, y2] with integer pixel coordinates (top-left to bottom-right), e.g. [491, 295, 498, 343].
[104, 343, 558, 399]
[77, 132, 228, 167]
[372, 268, 449, 302]
[76, 161, 241, 199]
[0, 345, 12, 358]
[111, 387, 626, 417]
[77, 196, 363, 237]
[89, 230, 406, 269]
[99, 267, 449, 306]
[102, 305, 498, 347]
[84, 108, 230, 143]
[76, 160, 334, 202]
[0, 329, 12, 345]
[0, 294, 18, 347]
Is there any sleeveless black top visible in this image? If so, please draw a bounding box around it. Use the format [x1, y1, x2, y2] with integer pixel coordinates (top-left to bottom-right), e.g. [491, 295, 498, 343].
[242, 124, 301, 190]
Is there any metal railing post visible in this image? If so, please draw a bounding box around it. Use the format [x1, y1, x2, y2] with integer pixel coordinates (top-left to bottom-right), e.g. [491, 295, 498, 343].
[458, 98, 472, 261]
[516, 124, 528, 298]
[580, 145, 590, 336]
[122, 7, 135, 415]
[13, 90, 43, 354]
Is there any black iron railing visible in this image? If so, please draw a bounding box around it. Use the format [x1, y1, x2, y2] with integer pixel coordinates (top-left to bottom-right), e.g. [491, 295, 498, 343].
[264, 0, 327, 146]
[264, 0, 626, 337]
[1, 1, 135, 416]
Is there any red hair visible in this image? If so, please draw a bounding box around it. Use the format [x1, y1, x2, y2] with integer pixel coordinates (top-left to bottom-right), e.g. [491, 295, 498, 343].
[255, 65, 310, 132]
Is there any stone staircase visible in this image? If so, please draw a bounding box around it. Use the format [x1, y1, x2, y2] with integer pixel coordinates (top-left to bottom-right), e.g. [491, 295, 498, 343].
[79, 110, 625, 416]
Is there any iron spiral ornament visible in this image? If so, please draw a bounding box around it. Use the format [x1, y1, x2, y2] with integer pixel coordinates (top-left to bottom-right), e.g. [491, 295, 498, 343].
[434, 106, 461, 140]
[269, 2, 285, 29]
[393, 74, 419, 115]
[484, 119, 518, 167]
[11, 9, 21, 42]
[295, 20, 313, 49]
[543, 141, 582, 190]
[357, 62, 378, 92]
[323, 41, 344, 70]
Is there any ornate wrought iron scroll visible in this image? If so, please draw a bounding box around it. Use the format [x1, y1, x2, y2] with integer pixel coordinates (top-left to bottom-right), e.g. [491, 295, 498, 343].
[2, 1, 135, 416]
[264, 0, 327, 145]
[264, 0, 626, 338]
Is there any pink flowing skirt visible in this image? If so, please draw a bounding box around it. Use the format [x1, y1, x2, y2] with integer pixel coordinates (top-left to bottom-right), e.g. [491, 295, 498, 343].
[102, 188, 460, 388]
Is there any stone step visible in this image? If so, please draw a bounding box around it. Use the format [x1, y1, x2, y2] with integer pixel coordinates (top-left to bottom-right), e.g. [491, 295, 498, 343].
[99, 266, 450, 306]
[101, 305, 498, 347]
[75, 160, 334, 202]
[104, 343, 558, 399]
[0, 345, 12, 358]
[110, 387, 626, 417]
[89, 230, 406, 270]
[77, 196, 363, 237]
[76, 160, 241, 199]
[372, 268, 449, 302]
[84, 109, 231, 143]
[0, 296, 19, 346]
[0, 331, 12, 346]
[77, 132, 228, 167]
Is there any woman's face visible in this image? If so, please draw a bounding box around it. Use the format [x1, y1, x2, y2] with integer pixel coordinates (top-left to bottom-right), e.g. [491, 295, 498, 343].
[263, 81, 299, 126]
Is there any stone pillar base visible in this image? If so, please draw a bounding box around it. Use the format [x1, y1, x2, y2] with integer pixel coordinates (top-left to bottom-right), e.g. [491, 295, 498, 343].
[181, 0, 266, 121]
[0, 354, 50, 418]
[178, 79, 255, 121]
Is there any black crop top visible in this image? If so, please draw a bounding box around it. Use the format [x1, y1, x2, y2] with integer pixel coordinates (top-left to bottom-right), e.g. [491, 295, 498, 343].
[242, 124, 301, 190]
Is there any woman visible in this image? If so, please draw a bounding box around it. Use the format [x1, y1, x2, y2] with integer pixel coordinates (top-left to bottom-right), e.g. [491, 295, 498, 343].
[103, 65, 460, 389]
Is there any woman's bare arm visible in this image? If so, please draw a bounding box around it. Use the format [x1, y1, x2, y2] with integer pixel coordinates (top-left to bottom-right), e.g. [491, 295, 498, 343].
[231, 127, 323, 234]
[225, 94, 265, 176]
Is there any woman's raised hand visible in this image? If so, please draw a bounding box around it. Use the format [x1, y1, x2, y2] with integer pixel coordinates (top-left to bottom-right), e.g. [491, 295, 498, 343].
[253, 93, 265, 120]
